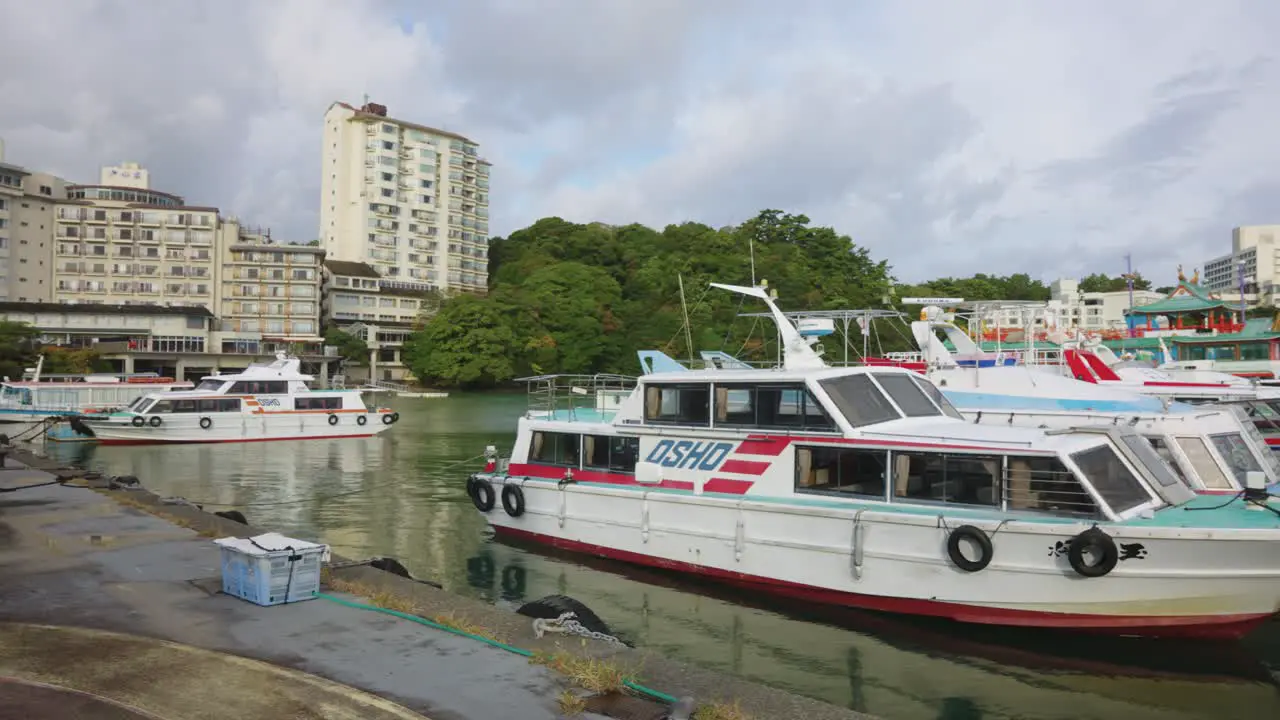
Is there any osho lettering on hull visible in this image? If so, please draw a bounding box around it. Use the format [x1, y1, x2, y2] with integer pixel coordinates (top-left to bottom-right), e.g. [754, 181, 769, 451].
[645, 439, 735, 471]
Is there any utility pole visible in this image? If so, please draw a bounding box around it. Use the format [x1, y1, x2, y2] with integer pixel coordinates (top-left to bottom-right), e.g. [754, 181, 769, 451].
[1123, 253, 1136, 338]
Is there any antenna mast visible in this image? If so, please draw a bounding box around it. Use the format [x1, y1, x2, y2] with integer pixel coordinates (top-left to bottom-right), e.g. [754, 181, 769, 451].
[678, 274, 695, 364]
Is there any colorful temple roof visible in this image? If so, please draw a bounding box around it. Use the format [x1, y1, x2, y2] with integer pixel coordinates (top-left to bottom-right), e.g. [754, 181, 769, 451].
[1126, 279, 1231, 315]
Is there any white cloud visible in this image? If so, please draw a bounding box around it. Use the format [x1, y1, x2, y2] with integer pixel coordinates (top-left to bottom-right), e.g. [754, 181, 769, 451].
[1, 0, 1277, 285]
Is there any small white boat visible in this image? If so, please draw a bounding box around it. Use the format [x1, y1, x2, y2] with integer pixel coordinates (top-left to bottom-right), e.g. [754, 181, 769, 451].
[78, 354, 400, 445]
[467, 283, 1280, 640]
[0, 356, 193, 424]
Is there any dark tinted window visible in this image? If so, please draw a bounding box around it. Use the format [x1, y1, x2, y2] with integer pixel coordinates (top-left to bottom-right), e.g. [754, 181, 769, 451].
[1005, 455, 1098, 517]
[796, 446, 887, 498]
[172, 399, 198, 413]
[872, 374, 941, 417]
[1070, 446, 1151, 515]
[644, 384, 710, 426]
[817, 374, 900, 428]
[584, 435, 640, 473]
[713, 384, 836, 431]
[909, 374, 965, 420]
[530, 432, 580, 466]
[295, 396, 343, 410]
[229, 380, 289, 395]
[892, 451, 1000, 506]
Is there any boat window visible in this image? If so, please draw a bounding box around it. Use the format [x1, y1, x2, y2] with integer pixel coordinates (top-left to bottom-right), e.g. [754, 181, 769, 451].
[126, 396, 149, 412]
[1069, 446, 1152, 514]
[1004, 455, 1098, 517]
[1118, 434, 1180, 488]
[871, 373, 941, 418]
[907, 374, 965, 420]
[712, 383, 836, 431]
[1173, 436, 1233, 489]
[584, 435, 640, 473]
[149, 400, 174, 414]
[196, 398, 240, 413]
[195, 380, 224, 391]
[891, 451, 1000, 506]
[1144, 436, 1189, 485]
[295, 396, 343, 410]
[530, 431, 580, 467]
[795, 446, 887, 498]
[644, 383, 710, 426]
[816, 375, 901, 428]
[229, 380, 289, 395]
[172, 399, 199, 413]
[1209, 432, 1263, 485]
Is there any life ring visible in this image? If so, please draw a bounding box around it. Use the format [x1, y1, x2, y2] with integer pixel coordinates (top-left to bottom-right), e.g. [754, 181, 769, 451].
[356, 415, 368, 426]
[1067, 527, 1119, 578]
[470, 478, 495, 512]
[327, 413, 339, 426]
[501, 484, 525, 517]
[148, 416, 162, 427]
[381, 413, 394, 425]
[199, 416, 212, 430]
[945, 524, 993, 572]
[131, 415, 145, 427]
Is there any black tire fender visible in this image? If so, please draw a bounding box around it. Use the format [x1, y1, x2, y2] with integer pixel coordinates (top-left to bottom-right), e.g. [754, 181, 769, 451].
[501, 484, 526, 517]
[148, 415, 162, 427]
[327, 413, 339, 426]
[131, 415, 146, 427]
[470, 478, 495, 512]
[199, 416, 212, 430]
[1067, 527, 1119, 578]
[946, 524, 994, 572]
[382, 413, 394, 425]
[356, 415, 368, 426]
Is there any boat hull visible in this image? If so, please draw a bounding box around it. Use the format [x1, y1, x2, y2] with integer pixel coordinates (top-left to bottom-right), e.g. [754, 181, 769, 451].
[86, 411, 397, 445]
[474, 473, 1280, 640]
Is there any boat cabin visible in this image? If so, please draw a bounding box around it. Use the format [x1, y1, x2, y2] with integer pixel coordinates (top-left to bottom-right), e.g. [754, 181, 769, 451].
[512, 367, 1193, 523]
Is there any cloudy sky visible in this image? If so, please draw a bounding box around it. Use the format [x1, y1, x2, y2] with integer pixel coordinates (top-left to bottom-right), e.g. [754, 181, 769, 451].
[1, 0, 1276, 284]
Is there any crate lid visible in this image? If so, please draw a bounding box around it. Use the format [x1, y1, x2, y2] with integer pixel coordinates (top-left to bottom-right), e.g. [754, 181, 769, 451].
[214, 532, 329, 559]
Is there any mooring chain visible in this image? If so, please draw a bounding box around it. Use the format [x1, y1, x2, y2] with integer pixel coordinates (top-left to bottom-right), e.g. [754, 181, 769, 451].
[531, 611, 627, 647]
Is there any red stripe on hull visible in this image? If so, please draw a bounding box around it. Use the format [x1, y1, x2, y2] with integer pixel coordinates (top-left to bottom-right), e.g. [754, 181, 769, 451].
[96, 433, 377, 445]
[734, 438, 791, 456]
[744, 434, 1052, 455]
[718, 459, 771, 476]
[1142, 381, 1232, 389]
[703, 478, 755, 494]
[492, 525, 1275, 640]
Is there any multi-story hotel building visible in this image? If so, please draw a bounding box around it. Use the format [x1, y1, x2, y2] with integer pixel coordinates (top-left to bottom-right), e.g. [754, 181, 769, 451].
[52, 163, 218, 309]
[0, 140, 68, 302]
[319, 101, 490, 295]
[321, 259, 431, 383]
[218, 227, 324, 352]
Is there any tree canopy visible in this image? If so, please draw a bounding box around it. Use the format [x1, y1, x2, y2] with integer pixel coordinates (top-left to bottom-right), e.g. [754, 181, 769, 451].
[0, 321, 40, 380]
[403, 210, 894, 388]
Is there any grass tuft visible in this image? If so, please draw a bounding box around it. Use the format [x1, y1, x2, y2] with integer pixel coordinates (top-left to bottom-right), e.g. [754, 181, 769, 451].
[692, 700, 753, 720]
[556, 688, 587, 716]
[531, 651, 634, 694]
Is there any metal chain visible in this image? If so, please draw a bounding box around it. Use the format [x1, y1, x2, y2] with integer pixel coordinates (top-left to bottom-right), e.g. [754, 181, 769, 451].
[531, 611, 627, 647]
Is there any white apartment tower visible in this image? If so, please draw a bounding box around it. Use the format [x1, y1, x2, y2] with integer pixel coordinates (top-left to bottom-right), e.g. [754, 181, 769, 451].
[319, 101, 490, 295]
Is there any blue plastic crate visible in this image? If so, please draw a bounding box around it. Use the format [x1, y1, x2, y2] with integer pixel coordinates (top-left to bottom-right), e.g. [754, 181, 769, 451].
[214, 533, 328, 607]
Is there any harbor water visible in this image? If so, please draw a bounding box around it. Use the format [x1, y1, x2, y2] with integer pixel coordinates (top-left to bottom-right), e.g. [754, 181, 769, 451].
[42, 393, 1280, 720]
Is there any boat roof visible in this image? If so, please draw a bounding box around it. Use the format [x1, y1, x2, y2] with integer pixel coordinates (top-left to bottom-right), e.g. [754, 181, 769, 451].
[637, 364, 918, 384]
[201, 354, 314, 383]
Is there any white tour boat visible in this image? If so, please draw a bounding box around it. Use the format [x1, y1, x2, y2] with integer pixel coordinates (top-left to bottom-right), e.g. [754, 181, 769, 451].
[467, 284, 1280, 640]
[76, 354, 399, 445]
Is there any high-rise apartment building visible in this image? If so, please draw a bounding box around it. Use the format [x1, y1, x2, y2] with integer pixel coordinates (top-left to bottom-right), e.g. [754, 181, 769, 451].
[1201, 225, 1280, 306]
[219, 227, 323, 347]
[52, 163, 218, 308]
[319, 101, 490, 295]
[0, 141, 68, 302]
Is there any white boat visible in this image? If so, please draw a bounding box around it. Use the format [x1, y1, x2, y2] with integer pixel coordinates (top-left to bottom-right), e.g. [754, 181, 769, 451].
[77, 354, 400, 445]
[466, 283, 1280, 640]
[0, 356, 193, 424]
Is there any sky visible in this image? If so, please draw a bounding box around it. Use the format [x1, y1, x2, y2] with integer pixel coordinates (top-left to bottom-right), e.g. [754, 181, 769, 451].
[1, 0, 1277, 285]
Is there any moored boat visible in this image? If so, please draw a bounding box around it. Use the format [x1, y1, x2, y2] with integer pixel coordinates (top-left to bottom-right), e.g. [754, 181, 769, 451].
[77, 354, 399, 445]
[466, 283, 1280, 639]
[0, 356, 193, 424]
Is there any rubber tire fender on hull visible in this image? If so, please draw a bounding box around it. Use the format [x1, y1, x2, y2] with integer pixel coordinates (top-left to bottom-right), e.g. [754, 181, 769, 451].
[501, 483, 525, 517]
[945, 524, 994, 572]
[1067, 527, 1119, 578]
[470, 478, 496, 512]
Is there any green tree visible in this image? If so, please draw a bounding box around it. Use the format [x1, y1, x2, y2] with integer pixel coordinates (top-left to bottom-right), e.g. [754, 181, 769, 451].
[324, 328, 369, 367]
[41, 346, 111, 374]
[1079, 273, 1152, 293]
[0, 321, 40, 380]
[402, 293, 522, 387]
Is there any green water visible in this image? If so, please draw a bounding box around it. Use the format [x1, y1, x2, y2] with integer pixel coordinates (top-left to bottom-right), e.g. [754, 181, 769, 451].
[45, 394, 1280, 720]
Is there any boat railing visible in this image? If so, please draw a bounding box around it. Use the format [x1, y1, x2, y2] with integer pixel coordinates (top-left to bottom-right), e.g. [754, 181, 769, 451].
[1001, 466, 1099, 518]
[518, 373, 637, 420]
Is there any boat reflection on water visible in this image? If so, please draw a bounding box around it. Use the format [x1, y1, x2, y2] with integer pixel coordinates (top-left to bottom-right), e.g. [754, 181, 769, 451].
[480, 533, 1280, 720]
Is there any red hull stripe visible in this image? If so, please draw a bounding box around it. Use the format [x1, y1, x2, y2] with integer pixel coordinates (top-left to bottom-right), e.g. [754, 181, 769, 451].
[1142, 381, 1231, 388]
[704, 478, 756, 494]
[1266, 437, 1280, 447]
[97, 433, 376, 446]
[719, 459, 771, 476]
[493, 525, 1274, 639]
[507, 463, 753, 495]
[734, 438, 790, 456]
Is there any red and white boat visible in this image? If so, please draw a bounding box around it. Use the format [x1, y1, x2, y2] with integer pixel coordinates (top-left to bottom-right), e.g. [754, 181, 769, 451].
[466, 284, 1280, 640]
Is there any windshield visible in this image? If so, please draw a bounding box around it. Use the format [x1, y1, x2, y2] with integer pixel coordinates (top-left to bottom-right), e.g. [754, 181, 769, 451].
[1209, 433, 1263, 486]
[1069, 445, 1154, 516]
[872, 373, 942, 418]
[908, 374, 965, 420]
[1144, 436, 1189, 485]
[1173, 436, 1233, 489]
[817, 374, 901, 428]
[195, 379, 224, 391]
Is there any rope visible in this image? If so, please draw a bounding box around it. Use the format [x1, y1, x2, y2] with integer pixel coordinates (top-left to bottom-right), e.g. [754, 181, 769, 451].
[313, 592, 679, 705]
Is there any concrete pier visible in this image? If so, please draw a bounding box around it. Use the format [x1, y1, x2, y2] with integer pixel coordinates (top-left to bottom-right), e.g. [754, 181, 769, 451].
[0, 449, 874, 720]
